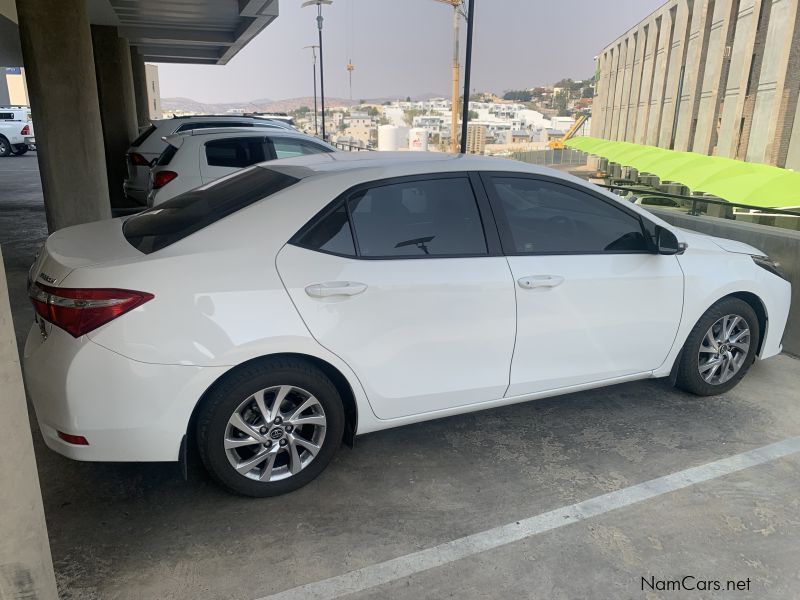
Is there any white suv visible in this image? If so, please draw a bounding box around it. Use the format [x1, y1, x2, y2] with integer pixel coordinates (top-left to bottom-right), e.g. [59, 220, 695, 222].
[124, 115, 295, 204]
[0, 106, 35, 157]
[147, 127, 336, 206]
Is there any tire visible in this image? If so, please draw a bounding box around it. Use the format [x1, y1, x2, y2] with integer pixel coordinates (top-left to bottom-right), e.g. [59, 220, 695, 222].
[675, 297, 760, 396]
[196, 358, 345, 497]
[0, 137, 11, 158]
[11, 145, 28, 155]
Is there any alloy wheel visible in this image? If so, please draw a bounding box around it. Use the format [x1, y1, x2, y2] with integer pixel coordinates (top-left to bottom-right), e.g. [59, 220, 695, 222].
[224, 385, 327, 482]
[697, 314, 751, 385]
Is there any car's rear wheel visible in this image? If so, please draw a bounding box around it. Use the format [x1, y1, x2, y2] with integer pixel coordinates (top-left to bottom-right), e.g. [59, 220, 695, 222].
[197, 358, 344, 497]
[0, 137, 11, 157]
[12, 145, 28, 155]
[675, 297, 760, 396]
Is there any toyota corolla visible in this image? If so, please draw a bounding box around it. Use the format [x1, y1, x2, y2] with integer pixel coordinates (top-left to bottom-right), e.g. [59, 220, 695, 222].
[24, 153, 791, 496]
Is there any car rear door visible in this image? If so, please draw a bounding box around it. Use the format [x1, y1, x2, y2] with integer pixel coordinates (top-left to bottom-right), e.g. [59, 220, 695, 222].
[481, 173, 684, 396]
[276, 173, 517, 420]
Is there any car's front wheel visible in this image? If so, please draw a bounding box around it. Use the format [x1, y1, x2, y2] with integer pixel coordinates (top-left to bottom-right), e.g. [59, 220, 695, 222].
[197, 358, 344, 497]
[675, 297, 760, 396]
[0, 137, 12, 157]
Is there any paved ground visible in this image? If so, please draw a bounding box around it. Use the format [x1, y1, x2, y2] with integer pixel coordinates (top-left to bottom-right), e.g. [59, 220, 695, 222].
[2, 155, 800, 600]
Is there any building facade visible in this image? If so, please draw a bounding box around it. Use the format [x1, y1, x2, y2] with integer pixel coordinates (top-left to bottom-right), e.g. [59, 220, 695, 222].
[591, 0, 800, 169]
[144, 63, 161, 120]
[466, 124, 486, 154]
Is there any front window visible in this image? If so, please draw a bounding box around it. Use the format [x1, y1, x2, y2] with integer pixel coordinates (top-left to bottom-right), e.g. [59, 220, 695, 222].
[489, 177, 649, 254]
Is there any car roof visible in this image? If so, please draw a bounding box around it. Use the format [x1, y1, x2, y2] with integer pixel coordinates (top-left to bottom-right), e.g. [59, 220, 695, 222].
[259, 151, 560, 179]
[162, 128, 336, 149]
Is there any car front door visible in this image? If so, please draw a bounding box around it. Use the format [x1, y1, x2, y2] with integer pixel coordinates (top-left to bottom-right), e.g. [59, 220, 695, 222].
[276, 174, 517, 420]
[481, 174, 684, 397]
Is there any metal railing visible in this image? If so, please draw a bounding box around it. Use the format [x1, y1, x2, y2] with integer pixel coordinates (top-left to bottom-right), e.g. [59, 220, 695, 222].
[598, 182, 800, 222]
[510, 148, 588, 167]
[330, 140, 373, 152]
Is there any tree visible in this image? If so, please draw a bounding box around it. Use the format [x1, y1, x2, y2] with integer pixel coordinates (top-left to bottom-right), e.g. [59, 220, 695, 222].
[468, 110, 479, 121]
[403, 108, 423, 126]
[581, 87, 594, 99]
[503, 90, 532, 102]
[553, 90, 569, 116]
[405, 96, 412, 102]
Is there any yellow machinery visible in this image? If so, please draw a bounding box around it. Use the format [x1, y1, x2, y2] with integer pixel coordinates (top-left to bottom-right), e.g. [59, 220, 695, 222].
[548, 113, 588, 150]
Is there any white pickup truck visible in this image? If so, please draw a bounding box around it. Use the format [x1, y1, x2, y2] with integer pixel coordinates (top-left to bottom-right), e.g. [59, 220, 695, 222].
[0, 106, 35, 157]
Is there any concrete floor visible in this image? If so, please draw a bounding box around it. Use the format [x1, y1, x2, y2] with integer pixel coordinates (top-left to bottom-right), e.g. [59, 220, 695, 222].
[2, 154, 800, 600]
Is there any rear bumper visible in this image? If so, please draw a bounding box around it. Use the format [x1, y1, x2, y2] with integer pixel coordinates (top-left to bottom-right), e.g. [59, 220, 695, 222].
[123, 181, 147, 203]
[23, 322, 228, 462]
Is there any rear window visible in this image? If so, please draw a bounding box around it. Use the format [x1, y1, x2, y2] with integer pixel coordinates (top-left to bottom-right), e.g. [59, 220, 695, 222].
[131, 124, 156, 147]
[156, 144, 179, 166]
[123, 167, 298, 254]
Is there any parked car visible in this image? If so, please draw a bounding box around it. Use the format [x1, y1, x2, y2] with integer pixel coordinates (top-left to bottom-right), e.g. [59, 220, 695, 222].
[147, 127, 336, 206]
[0, 105, 35, 156]
[630, 194, 682, 208]
[24, 153, 791, 497]
[124, 115, 295, 204]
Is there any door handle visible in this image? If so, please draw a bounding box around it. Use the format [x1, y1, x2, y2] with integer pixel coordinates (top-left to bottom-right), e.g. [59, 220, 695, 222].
[517, 275, 564, 289]
[305, 281, 368, 298]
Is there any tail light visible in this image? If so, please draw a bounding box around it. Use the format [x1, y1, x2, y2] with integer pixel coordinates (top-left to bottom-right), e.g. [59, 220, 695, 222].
[20, 124, 30, 136]
[128, 152, 150, 166]
[57, 431, 89, 446]
[153, 170, 178, 189]
[28, 283, 154, 338]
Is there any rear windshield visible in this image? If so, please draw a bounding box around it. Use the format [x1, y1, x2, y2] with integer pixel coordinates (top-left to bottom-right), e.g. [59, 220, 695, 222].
[156, 144, 179, 166]
[131, 124, 156, 147]
[123, 167, 299, 254]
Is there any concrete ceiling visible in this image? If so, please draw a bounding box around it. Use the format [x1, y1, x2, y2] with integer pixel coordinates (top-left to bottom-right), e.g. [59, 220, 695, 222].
[0, 0, 21, 66]
[89, 0, 280, 65]
[0, 0, 279, 68]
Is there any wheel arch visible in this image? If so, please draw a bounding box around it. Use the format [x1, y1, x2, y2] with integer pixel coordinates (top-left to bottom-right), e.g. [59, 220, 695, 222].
[185, 352, 359, 467]
[669, 290, 768, 383]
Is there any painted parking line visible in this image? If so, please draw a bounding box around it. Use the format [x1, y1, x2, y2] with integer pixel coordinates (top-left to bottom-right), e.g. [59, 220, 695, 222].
[255, 436, 800, 600]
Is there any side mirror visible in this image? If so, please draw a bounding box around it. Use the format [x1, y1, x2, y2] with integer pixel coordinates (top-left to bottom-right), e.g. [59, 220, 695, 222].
[655, 226, 687, 255]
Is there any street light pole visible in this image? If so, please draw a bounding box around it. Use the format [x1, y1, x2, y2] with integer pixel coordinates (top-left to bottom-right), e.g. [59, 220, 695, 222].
[303, 0, 332, 140]
[303, 45, 320, 136]
[460, 0, 475, 154]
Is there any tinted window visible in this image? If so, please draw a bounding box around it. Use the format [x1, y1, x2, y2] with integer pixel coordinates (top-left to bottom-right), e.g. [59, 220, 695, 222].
[348, 178, 487, 257]
[123, 167, 298, 254]
[156, 144, 178, 166]
[175, 121, 253, 133]
[205, 138, 267, 168]
[131, 124, 156, 147]
[491, 177, 649, 254]
[271, 138, 331, 159]
[293, 201, 355, 256]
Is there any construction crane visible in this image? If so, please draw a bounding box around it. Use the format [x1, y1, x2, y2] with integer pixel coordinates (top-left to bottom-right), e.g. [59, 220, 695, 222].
[433, 0, 465, 153]
[548, 113, 588, 150]
[347, 60, 355, 102]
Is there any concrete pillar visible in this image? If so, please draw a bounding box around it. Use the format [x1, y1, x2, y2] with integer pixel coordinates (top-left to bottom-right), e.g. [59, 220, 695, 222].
[0, 74, 10, 105]
[130, 47, 151, 129]
[635, 18, 660, 144]
[92, 26, 138, 208]
[616, 33, 636, 141]
[658, 0, 693, 149]
[0, 249, 58, 600]
[15, 0, 110, 232]
[625, 26, 648, 142]
[749, 0, 800, 165]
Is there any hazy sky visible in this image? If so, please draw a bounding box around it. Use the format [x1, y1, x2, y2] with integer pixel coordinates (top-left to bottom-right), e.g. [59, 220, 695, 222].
[157, 0, 665, 103]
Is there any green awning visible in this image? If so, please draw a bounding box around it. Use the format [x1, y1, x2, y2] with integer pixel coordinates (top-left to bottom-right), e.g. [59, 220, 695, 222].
[566, 136, 800, 209]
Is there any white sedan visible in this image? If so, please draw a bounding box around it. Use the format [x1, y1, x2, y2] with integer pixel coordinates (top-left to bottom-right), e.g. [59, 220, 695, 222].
[24, 153, 791, 497]
[147, 127, 337, 206]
